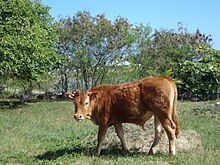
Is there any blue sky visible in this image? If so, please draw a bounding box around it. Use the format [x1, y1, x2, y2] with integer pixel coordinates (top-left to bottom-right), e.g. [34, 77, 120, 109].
[42, 0, 220, 50]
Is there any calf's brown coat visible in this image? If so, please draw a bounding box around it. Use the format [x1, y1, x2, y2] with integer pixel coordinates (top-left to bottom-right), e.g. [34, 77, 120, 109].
[66, 76, 179, 156]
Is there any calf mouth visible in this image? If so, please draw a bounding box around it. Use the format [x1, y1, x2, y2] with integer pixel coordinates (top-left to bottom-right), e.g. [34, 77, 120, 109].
[75, 118, 85, 122]
[77, 119, 83, 122]
[74, 114, 85, 122]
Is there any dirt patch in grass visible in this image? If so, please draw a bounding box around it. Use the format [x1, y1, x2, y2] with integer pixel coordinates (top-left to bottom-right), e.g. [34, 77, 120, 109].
[192, 102, 220, 119]
[98, 118, 202, 154]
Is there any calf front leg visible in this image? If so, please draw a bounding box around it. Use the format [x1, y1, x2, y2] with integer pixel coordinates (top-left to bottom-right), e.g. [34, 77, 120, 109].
[94, 125, 108, 156]
[114, 123, 128, 151]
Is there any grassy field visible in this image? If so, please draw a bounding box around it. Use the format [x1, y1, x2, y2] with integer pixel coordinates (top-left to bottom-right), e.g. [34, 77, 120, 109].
[0, 101, 220, 165]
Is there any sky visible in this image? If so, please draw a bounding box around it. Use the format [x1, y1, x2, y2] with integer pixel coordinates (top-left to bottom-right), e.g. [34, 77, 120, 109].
[42, 0, 220, 50]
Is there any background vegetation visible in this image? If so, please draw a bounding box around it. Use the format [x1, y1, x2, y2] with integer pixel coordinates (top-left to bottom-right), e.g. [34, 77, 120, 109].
[0, 0, 219, 100]
[0, 0, 57, 95]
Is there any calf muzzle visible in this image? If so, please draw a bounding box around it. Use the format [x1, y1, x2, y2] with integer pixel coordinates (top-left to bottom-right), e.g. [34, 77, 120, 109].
[74, 113, 85, 121]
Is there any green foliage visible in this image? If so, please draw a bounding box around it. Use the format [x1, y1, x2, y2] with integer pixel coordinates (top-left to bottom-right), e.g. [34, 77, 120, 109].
[131, 23, 219, 99]
[0, 1, 219, 99]
[126, 24, 153, 79]
[55, 11, 152, 90]
[0, 0, 58, 82]
[54, 15, 219, 98]
[178, 58, 219, 99]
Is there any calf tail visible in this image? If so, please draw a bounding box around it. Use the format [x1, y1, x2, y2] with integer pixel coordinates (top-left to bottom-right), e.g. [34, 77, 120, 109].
[172, 83, 180, 138]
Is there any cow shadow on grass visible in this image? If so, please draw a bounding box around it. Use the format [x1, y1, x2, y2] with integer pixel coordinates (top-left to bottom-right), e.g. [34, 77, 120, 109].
[35, 146, 91, 160]
[35, 145, 162, 161]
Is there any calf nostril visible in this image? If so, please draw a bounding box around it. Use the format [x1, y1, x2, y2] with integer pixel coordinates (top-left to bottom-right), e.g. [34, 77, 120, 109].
[74, 114, 83, 120]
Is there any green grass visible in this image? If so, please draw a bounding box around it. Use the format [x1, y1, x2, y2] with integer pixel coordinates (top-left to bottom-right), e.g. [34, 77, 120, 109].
[0, 101, 220, 164]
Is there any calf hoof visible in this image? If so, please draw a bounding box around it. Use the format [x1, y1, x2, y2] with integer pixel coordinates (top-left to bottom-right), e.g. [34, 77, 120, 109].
[122, 146, 129, 152]
[169, 150, 176, 156]
[92, 151, 100, 157]
[148, 148, 156, 155]
[122, 149, 130, 154]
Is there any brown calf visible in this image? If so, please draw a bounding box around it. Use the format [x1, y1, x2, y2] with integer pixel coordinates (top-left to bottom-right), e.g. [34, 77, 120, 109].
[66, 76, 179, 156]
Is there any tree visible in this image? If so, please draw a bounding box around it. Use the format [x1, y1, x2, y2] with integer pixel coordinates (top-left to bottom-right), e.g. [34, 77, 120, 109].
[55, 11, 139, 90]
[0, 0, 58, 93]
[126, 24, 153, 79]
[129, 22, 219, 99]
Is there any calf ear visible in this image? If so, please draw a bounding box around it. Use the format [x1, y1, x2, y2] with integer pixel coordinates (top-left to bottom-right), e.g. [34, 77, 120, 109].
[88, 91, 99, 100]
[65, 92, 75, 99]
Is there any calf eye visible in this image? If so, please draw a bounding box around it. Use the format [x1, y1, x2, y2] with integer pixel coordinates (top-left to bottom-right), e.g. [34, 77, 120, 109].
[85, 102, 88, 105]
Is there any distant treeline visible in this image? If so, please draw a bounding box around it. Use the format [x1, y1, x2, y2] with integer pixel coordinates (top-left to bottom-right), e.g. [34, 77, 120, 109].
[0, 0, 219, 100]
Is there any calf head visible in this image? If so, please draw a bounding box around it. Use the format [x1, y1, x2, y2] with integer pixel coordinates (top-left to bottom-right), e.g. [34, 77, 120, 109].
[65, 90, 99, 122]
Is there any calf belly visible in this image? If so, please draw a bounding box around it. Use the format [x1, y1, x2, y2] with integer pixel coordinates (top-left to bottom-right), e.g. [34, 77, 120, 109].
[112, 108, 154, 126]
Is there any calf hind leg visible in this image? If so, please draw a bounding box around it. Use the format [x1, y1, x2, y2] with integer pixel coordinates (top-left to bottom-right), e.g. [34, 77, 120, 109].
[114, 123, 128, 151]
[148, 116, 164, 155]
[159, 117, 176, 155]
